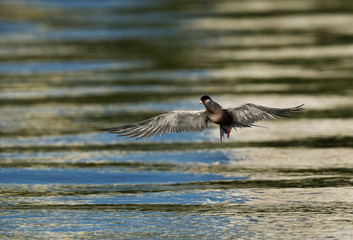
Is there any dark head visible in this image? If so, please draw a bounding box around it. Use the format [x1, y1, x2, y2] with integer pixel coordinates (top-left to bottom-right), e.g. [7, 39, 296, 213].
[200, 95, 212, 104]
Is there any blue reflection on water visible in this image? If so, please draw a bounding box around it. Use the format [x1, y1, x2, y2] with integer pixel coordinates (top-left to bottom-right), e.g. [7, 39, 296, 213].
[0, 168, 239, 184]
[0, 61, 148, 74]
[22, 0, 156, 9]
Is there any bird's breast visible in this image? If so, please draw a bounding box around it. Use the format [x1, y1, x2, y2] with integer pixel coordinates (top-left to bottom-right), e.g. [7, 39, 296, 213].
[208, 113, 221, 124]
[207, 111, 233, 125]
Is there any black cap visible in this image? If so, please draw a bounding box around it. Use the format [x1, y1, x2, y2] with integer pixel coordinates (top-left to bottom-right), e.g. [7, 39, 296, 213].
[200, 95, 212, 101]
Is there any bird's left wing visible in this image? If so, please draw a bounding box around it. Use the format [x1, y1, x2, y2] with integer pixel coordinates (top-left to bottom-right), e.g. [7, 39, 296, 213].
[225, 103, 304, 127]
[103, 110, 208, 139]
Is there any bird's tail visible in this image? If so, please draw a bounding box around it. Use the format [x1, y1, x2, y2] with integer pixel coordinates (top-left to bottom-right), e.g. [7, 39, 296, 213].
[220, 125, 231, 143]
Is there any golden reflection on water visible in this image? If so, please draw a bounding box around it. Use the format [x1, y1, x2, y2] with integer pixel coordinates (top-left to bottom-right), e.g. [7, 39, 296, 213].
[184, 14, 353, 32]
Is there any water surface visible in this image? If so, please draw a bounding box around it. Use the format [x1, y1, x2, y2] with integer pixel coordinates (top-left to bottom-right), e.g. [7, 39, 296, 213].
[1, 0, 353, 239]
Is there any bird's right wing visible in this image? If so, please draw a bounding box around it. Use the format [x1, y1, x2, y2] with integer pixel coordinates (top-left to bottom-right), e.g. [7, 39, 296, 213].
[103, 110, 208, 139]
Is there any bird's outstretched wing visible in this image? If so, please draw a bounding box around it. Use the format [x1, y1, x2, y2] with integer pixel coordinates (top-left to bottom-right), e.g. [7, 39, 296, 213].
[225, 103, 304, 127]
[103, 110, 208, 139]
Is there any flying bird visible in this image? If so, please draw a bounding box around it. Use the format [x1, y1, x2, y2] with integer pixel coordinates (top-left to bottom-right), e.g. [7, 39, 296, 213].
[104, 95, 304, 142]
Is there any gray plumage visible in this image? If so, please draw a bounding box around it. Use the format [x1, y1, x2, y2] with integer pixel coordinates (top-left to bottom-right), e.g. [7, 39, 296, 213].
[103, 95, 304, 142]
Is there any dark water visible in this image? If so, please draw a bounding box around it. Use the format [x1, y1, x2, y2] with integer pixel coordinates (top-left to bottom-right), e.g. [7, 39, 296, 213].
[1, 0, 353, 239]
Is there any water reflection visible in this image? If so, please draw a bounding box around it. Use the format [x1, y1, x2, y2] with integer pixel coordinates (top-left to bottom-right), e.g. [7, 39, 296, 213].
[0, 61, 149, 74]
[1, 0, 353, 239]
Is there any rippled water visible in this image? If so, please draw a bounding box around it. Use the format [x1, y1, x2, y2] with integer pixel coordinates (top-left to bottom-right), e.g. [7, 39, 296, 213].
[1, 0, 353, 239]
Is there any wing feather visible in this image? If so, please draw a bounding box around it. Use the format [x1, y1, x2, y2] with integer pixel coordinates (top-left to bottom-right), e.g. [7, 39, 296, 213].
[103, 110, 208, 139]
[226, 103, 304, 127]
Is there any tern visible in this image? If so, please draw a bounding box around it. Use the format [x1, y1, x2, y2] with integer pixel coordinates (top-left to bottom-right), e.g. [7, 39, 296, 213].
[104, 95, 304, 142]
